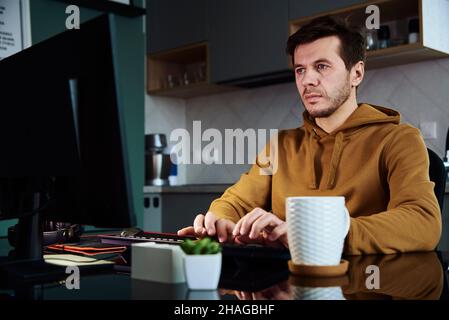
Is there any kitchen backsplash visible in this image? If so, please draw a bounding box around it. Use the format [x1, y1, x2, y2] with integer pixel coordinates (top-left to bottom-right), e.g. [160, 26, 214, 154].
[146, 57, 449, 184]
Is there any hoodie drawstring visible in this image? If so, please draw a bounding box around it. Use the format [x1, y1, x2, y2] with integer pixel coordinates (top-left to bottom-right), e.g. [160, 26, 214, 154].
[326, 131, 344, 189]
[308, 129, 319, 189]
[308, 130, 345, 190]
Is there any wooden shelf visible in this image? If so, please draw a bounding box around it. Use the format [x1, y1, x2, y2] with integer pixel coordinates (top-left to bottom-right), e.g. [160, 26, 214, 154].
[289, 0, 419, 35]
[147, 82, 238, 99]
[366, 43, 448, 69]
[54, 0, 146, 17]
[147, 42, 238, 98]
[288, 0, 449, 70]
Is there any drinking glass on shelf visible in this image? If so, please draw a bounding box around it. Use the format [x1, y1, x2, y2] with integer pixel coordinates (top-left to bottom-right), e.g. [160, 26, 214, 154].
[196, 62, 206, 83]
[192, 69, 200, 83]
[365, 29, 378, 51]
[167, 74, 175, 88]
[183, 72, 190, 86]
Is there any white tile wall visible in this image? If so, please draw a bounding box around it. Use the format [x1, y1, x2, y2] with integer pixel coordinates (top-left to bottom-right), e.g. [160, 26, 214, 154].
[145, 58, 449, 184]
[145, 95, 186, 137]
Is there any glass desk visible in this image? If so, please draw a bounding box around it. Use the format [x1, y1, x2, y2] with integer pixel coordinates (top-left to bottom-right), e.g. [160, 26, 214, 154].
[1, 237, 448, 300]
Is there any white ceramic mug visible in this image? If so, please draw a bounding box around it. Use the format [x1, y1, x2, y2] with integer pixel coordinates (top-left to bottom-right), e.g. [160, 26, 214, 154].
[286, 196, 350, 266]
[292, 286, 346, 300]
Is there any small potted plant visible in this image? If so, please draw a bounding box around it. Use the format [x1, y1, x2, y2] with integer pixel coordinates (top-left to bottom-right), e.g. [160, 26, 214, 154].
[181, 237, 222, 290]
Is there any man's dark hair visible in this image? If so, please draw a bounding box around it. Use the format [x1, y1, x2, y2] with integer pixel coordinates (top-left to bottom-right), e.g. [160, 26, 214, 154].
[286, 16, 366, 70]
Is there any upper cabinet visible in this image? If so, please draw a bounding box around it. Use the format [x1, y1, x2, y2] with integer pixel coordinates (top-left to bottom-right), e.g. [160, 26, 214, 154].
[289, 0, 449, 70]
[147, 0, 449, 98]
[208, 0, 291, 86]
[146, 0, 209, 53]
[288, 0, 364, 20]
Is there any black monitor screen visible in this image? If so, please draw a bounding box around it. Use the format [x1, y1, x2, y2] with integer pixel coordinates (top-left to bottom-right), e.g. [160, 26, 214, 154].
[0, 14, 135, 228]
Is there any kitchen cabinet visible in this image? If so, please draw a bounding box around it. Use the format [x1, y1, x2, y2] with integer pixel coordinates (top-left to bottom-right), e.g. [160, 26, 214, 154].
[143, 193, 220, 232]
[288, 0, 365, 20]
[209, 0, 290, 85]
[289, 0, 449, 70]
[146, 0, 208, 54]
[146, 0, 449, 97]
[143, 185, 230, 232]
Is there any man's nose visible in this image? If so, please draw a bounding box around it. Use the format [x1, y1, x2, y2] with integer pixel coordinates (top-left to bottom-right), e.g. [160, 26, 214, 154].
[301, 69, 319, 87]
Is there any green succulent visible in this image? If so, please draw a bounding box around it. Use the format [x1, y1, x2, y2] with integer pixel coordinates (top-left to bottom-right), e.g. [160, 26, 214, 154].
[180, 237, 221, 255]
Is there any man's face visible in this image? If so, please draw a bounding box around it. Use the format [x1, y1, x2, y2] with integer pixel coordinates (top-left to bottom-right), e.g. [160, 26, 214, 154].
[293, 36, 352, 118]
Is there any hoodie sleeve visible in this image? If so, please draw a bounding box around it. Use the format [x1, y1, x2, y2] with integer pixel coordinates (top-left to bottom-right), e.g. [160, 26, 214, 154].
[207, 139, 275, 222]
[345, 125, 442, 255]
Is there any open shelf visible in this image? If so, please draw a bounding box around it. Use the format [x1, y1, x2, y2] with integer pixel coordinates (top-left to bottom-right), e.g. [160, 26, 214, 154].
[147, 81, 237, 99]
[289, 0, 420, 34]
[288, 0, 449, 70]
[366, 42, 448, 69]
[147, 42, 238, 98]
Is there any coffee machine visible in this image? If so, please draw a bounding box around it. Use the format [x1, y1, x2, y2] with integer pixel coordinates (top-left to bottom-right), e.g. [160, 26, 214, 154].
[145, 134, 172, 186]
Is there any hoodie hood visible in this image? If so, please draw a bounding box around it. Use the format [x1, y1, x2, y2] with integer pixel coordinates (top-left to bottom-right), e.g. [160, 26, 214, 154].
[303, 103, 400, 136]
[302, 103, 401, 190]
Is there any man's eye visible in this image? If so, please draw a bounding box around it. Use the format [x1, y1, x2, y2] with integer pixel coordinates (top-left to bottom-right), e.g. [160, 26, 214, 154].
[295, 68, 305, 75]
[317, 64, 329, 71]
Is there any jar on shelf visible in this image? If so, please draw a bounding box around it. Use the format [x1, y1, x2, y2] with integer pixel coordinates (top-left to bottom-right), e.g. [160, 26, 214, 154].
[408, 18, 420, 44]
[377, 25, 391, 49]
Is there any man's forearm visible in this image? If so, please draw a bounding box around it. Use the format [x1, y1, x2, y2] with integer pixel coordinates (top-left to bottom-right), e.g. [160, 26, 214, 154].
[344, 205, 441, 255]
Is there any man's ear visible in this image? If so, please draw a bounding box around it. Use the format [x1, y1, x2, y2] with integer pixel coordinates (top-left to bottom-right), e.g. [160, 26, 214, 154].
[351, 61, 365, 88]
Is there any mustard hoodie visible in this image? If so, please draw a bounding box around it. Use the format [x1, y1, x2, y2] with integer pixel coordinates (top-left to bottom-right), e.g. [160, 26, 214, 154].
[209, 103, 442, 255]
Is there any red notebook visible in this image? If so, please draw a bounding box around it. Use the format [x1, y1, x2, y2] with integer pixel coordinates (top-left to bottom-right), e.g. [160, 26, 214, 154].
[46, 241, 127, 257]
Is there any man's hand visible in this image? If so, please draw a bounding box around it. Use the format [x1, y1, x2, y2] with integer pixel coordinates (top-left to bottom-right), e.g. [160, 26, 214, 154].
[177, 211, 236, 243]
[232, 208, 288, 248]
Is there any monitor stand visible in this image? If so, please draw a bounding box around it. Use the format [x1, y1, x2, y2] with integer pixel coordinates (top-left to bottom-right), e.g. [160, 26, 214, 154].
[0, 192, 67, 288]
[15, 193, 43, 260]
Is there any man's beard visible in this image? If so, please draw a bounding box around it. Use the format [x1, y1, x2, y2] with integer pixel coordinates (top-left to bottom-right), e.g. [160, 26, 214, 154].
[304, 77, 351, 118]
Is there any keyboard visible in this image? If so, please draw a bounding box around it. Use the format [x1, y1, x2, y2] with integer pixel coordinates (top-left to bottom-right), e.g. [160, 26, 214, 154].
[98, 231, 195, 246]
[98, 231, 291, 261]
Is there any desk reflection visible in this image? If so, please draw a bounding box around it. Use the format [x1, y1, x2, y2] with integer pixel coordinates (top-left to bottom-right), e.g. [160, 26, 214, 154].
[226, 252, 445, 300]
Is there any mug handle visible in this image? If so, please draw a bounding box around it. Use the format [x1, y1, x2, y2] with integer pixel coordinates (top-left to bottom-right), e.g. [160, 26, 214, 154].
[343, 207, 351, 238]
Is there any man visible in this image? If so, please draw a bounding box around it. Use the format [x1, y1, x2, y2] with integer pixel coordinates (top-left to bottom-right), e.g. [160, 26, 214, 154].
[178, 16, 441, 254]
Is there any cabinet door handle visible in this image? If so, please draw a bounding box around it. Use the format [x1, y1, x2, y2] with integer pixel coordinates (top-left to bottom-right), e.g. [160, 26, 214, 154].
[144, 197, 150, 208]
[153, 197, 160, 208]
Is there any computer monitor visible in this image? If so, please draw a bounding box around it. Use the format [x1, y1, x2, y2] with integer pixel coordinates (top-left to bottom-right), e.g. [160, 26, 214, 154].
[0, 14, 136, 261]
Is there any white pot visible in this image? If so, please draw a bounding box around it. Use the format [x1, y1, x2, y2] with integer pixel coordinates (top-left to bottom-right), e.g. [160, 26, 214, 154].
[183, 253, 222, 290]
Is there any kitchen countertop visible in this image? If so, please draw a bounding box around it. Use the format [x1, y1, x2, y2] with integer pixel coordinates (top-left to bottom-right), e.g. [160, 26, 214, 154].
[145, 183, 449, 194]
[144, 184, 232, 194]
